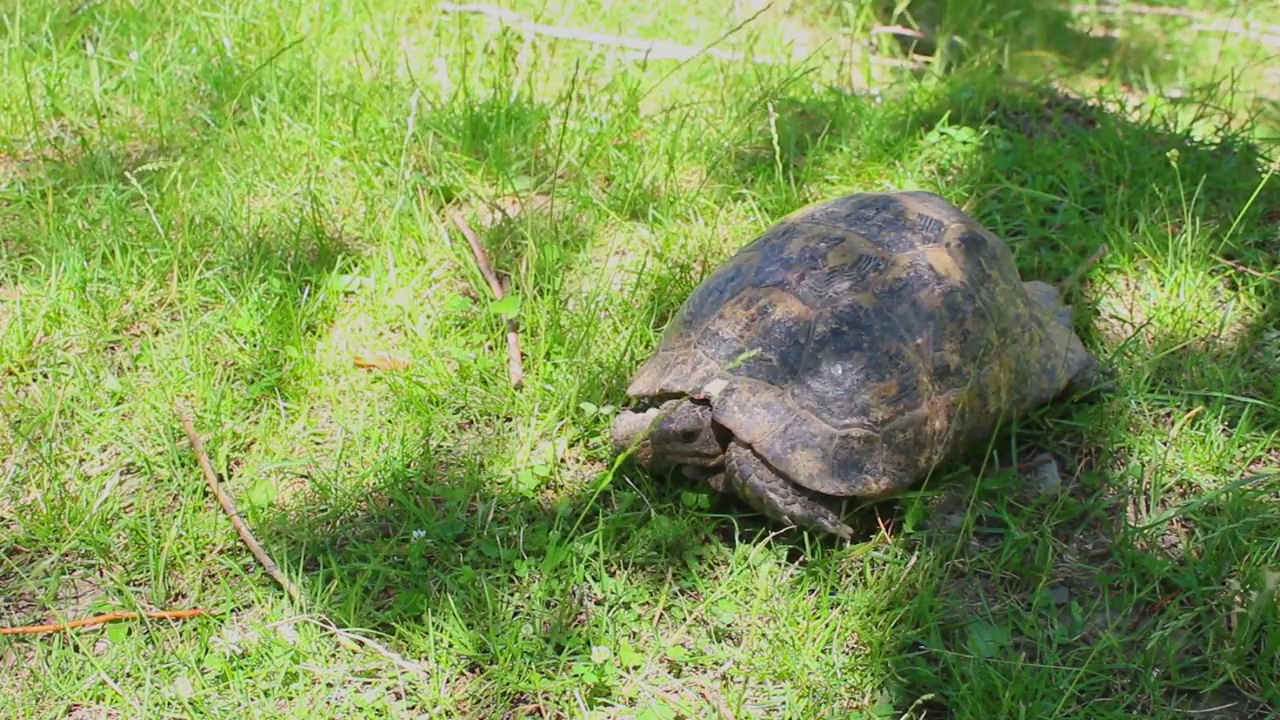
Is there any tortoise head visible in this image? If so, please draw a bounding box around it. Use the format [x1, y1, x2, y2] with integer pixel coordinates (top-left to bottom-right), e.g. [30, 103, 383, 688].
[611, 397, 728, 478]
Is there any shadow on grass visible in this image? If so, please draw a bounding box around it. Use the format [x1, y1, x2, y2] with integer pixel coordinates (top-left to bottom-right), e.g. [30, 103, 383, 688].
[244, 207, 812, 716]
[713, 75, 1280, 716]
[232, 73, 1280, 716]
[1, 155, 364, 415]
[102, 54, 1264, 717]
[8, 14, 1270, 714]
[797, 0, 1188, 87]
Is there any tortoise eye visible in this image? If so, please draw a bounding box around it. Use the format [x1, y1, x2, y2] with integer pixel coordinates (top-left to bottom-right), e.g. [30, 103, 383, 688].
[679, 429, 698, 443]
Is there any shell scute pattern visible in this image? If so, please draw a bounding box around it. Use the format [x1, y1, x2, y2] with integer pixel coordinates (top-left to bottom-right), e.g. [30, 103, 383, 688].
[789, 237, 889, 309]
[671, 245, 762, 345]
[791, 308, 924, 432]
[751, 223, 847, 294]
[802, 191, 956, 254]
[616, 190, 1099, 520]
[695, 287, 815, 387]
[711, 377, 792, 447]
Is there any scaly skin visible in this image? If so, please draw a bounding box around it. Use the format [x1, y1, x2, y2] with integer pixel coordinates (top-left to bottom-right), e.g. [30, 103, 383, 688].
[612, 401, 857, 539]
[723, 440, 855, 540]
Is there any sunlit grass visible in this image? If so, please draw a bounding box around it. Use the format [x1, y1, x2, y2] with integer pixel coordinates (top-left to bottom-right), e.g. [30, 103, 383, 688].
[1, 0, 1278, 717]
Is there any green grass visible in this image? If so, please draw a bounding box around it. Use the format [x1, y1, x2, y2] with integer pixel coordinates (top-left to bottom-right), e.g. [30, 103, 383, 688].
[2, 0, 1280, 717]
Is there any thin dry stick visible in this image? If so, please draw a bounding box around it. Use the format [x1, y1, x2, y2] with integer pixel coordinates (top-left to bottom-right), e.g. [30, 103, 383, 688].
[1014, 454, 1054, 472]
[0, 608, 212, 635]
[1065, 3, 1280, 45]
[1057, 243, 1108, 295]
[441, 2, 928, 71]
[439, 2, 783, 64]
[1212, 254, 1280, 285]
[447, 207, 525, 389]
[177, 403, 303, 605]
[289, 616, 432, 676]
[870, 24, 929, 40]
[175, 409, 431, 678]
[1067, 2, 1280, 30]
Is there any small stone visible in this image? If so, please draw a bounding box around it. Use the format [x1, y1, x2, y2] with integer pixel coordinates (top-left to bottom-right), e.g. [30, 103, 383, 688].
[1031, 457, 1062, 495]
[172, 676, 195, 700]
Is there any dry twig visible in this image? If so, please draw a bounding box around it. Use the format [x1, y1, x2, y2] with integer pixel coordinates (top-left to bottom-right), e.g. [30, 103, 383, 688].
[1057, 243, 1108, 295]
[177, 402, 304, 605]
[1212, 254, 1280, 285]
[289, 616, 432, 676]
[870, 24, 929, 40]
[438, 2, 782, 64]
[1014, 454, 1055, 473]
[1, 608, 211, 635]
[439, 2, 929, 71]
[447, 207, 525, 389]
[175, 406, 431, 678]
[1065, 3, 1280, 47]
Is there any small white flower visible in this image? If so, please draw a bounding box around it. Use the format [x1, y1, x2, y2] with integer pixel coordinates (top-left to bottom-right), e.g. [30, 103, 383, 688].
[411, 529, 427, 540]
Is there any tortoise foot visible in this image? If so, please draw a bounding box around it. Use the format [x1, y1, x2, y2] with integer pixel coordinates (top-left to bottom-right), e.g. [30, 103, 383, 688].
[724, 440, 855, 540]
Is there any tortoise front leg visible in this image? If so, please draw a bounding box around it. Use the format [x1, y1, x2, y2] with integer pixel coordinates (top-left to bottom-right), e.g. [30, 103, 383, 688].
[724, 440, 855, 540]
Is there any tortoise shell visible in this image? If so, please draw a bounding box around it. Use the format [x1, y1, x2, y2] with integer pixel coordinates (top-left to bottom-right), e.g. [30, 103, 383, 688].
[623, 190, 1090, 499]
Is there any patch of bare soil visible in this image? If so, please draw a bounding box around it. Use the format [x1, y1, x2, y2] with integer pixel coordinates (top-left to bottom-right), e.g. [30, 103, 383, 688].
[0, 564, 131, 676]
[909, 442, 1142, 639]
[1090, 268, 1253, 351]
[62, 705, 122, 720]
[0, 568, 111, 629]
[464, 193, 555, 232]
[1168, 687, 1275, 719]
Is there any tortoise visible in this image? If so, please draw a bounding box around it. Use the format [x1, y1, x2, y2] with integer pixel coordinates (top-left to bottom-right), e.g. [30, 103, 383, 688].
[610, 190, 1106, 539]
